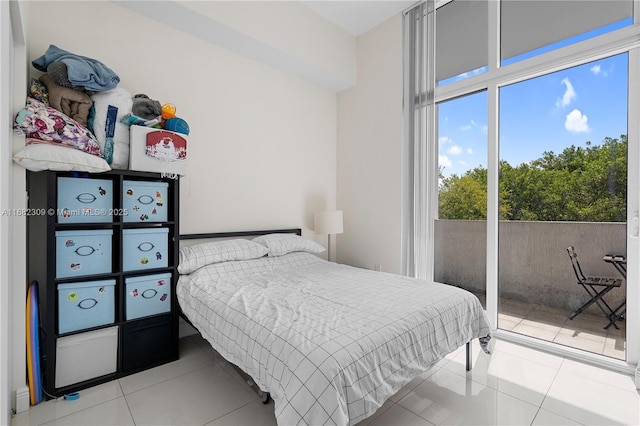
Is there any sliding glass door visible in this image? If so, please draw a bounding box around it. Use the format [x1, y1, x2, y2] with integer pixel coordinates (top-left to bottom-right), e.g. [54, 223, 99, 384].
[415, 0, 640, 368]
[498, 54, 628, 359]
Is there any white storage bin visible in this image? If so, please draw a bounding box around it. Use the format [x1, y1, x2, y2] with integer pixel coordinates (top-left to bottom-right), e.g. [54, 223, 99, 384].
[55, 326, 118, 388]
[125, 273, 172, 320]
[129, 126, 187, 176]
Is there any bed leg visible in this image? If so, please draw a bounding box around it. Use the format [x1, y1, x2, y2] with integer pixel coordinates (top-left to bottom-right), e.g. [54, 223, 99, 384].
[260, 390, 271, 404]
[465, 341, 472, 371]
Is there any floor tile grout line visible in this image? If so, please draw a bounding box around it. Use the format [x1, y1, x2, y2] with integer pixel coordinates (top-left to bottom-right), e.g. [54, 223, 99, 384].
[37, 395, 130, 426]
[117, 379, 139, 425]
[528, 406, 544, 426]
[121, 361, 218, 397]
[533, 357, 591, 426]
[32, 387, 126, 426]
[200, 397, 262, 425]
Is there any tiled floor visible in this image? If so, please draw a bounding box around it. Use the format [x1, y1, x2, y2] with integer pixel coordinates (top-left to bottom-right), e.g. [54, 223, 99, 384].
[474, 294, 626, 360]
[11, 334, 640, 426]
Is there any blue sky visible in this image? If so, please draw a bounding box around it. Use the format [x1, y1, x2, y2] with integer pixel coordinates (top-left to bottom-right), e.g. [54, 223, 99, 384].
[438, 21, 630, 178]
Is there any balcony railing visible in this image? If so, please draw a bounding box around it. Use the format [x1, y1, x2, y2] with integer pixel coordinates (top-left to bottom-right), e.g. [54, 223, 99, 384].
[434, 219, 626, 360]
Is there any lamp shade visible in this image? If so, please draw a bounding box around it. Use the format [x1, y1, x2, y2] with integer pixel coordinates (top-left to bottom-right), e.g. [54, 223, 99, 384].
[314, 210, 343, 235]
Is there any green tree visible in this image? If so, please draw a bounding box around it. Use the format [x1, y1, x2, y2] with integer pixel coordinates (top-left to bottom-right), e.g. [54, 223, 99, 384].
[438, 135, 627, 222]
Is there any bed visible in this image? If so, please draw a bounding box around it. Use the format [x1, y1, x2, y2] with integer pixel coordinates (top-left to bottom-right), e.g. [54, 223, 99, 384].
[177, 229, 492, 426]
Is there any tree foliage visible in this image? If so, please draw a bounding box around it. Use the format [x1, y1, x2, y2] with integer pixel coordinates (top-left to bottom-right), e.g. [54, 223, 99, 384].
[438, 135, 627, 222]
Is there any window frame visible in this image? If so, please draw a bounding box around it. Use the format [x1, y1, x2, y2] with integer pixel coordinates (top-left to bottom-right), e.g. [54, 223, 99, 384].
[428, 0, 640, 374]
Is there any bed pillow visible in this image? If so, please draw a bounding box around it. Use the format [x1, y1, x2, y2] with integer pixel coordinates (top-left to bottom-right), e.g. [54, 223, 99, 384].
[178, 239, 269, 275]
[14, 97, 102, 157]
[253, 233, 325, 257]
[13, 142, 111, 172]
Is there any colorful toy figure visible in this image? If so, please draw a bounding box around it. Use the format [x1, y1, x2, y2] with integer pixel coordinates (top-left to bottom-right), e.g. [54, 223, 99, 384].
[98, 286, 105, 293]
[152, 208, 157, 215]
[130, 289, 138, 297]
[70, 263, 81, 271]
[155, 251, 162, 260]
[140, 214, 149, 221]
[133, 205, 140, 212]
[65, 239, 75, 247]
[126, 188, 134, 197]
[160, 294, 167, 302]
[157, 279, 166, 286]
[62, 208, 71, 218]
[156, 197, 163, 207]
[140, 257, 149, 265]
[98, 186, 106, 196]
[68, 292, 77, 301]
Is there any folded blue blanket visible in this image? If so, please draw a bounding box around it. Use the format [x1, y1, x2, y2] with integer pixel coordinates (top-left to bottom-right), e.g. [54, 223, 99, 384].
[32, 45, 120, 92]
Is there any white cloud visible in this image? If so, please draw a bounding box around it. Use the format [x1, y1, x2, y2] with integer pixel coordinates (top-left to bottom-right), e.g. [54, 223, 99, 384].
[439, 136, 452, 145]
[556, 77, 576, 108]
[461, 120, 487, 133]
[590, 64, 609, 77]
[458, 160, 469, 167]
[439, 154, 452, 168]
[447, 145, 463, 155]
[466, 148, 473, 154]
[565, 109, 590, 133]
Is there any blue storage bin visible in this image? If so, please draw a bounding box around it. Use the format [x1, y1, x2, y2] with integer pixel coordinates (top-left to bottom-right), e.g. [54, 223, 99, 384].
[57, 279, 115, 334]
[57, 177, 113, 224]
[122, 180, 169, 223]
[123, 228, 169, 271]
[125, 273, 172, 320]
[56, 230, 112, 278]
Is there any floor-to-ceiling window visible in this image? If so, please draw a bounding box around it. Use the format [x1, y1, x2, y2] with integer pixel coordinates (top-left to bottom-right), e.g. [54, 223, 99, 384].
[498, 54, 628, 359]
[435, 92, 488, 306]
[406, 0, 639, 369]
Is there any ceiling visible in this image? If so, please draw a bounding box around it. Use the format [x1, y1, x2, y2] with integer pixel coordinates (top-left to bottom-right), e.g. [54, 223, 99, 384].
[301, 1, 417, 36]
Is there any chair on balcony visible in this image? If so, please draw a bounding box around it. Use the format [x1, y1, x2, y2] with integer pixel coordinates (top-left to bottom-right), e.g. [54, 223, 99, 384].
[567, 246, 622, 329]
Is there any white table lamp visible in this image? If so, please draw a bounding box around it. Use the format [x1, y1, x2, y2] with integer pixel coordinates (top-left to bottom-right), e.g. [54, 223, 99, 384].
[314, 210, 343, 262]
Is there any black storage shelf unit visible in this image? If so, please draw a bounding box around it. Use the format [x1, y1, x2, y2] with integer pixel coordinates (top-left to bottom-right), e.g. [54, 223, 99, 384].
[27, 170, 180, 398]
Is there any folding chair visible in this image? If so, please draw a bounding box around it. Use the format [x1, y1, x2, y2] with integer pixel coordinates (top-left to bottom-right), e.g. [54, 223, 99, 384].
[567, 246, 622, 329]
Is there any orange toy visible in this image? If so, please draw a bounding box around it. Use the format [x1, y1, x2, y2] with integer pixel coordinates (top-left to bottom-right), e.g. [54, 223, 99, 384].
[161, 103, 176, 120]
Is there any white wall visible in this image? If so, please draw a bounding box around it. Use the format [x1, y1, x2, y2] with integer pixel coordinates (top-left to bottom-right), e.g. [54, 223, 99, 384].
[1, 2, 11, 421]
[176, 1, 356, 91]
[24, 0, 340, 236]
[4, 0, 28, 418]
[337, 15, 404, 273]
[11, 0, 344, 408]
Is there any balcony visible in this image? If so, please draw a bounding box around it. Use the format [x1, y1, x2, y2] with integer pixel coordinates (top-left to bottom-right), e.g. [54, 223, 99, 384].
[435, 219, 626, 360]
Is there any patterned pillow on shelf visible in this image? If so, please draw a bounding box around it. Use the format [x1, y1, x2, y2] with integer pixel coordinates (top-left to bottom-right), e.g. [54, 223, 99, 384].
[14, 97, 102, 157]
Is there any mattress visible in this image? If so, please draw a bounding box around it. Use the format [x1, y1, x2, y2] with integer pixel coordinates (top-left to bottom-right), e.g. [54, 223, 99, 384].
[177, 251, 491, 425]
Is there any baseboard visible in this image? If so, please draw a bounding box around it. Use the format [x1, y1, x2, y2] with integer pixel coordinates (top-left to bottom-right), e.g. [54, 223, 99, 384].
[15, 387, 29, 414]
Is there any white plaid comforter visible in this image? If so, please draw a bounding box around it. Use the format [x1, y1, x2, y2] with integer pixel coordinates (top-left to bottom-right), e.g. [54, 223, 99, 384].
[177, 252, 491, 426]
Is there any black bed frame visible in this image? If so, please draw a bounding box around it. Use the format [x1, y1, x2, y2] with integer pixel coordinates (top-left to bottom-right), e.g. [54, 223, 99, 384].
[177, 227, 473, 403]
